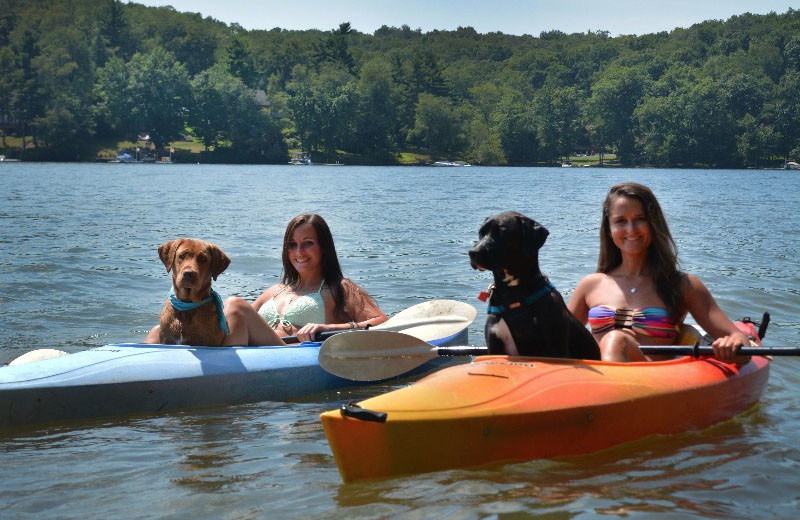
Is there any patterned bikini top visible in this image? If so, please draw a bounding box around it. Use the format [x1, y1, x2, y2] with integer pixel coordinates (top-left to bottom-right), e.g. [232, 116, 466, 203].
[587, 305, 679, 338]
[258, 282, 326, 331]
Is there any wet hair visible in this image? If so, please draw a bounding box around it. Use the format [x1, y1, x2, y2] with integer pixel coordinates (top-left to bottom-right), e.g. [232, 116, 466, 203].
[598, 183, 684, 322]
[280, 213, 373, 321]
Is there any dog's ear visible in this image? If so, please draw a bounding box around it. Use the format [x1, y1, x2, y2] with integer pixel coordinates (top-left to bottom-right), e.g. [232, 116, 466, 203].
[158, 239, 182, 273]
[208, 244, 231, 281]
[519, 215, 549, 257]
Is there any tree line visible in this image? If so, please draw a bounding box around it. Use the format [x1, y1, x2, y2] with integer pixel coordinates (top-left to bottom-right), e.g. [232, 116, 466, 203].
[1, 0, 799, 167]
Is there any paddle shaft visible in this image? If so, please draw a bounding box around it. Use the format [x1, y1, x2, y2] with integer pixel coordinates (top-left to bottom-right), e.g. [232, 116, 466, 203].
[640, 345, 796, 356]
[432, 345, 796, 357]
[436, 346, 489, 356]
[282, 329, 359, 344]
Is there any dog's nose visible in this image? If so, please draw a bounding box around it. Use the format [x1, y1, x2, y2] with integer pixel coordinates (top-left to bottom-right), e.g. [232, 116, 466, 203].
[468, 248, 484, 270]
[181, 270, 197, 282]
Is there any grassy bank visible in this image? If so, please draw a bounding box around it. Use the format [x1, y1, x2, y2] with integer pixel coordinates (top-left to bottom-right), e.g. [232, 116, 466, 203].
[2, 136, 620, 167]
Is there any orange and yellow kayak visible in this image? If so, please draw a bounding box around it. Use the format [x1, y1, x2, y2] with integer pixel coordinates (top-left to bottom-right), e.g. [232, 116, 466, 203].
[321, 353, 769, 481]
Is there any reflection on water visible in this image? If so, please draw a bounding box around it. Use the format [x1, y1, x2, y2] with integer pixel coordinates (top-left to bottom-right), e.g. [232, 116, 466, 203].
[1, 164, 799, 518]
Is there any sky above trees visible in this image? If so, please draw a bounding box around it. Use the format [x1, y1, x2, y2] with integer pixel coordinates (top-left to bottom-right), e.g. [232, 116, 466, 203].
[134, 0, 798, 36]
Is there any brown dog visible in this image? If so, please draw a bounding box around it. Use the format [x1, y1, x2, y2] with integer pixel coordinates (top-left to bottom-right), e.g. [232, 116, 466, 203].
[158, 238, 231, 346]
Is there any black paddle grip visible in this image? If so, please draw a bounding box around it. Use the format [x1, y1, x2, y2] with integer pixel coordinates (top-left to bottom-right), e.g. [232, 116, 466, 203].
[436, 346, 490, 356]
[340, 402, 387, 423]
[283, 327, 367, 344]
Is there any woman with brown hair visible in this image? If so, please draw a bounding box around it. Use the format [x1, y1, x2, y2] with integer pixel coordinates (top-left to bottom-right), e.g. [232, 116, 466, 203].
[567, 182, 748, 362]
[146, 214, 386, 346]
[253, 213, 386, 341]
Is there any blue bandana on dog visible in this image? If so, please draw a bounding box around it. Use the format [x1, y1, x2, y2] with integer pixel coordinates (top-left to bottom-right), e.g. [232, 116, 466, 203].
[169, 289, 229, 335]
[486, 282, 555, 315]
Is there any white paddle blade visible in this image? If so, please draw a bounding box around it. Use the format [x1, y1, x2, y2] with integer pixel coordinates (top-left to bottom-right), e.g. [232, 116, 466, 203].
[318, 330, 436, 381]
[375, 299, 476, 341]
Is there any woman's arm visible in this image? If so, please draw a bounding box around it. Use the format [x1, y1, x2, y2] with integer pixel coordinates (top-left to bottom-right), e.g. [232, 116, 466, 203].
[347, 283, 388, 328]
[567, 274, 598, 325]
[682, 274, 749, 362]
[335, 279, 387, 329]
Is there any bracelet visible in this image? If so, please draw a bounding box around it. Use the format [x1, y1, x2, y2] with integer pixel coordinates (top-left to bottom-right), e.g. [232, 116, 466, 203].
[349, 321, 358, 329]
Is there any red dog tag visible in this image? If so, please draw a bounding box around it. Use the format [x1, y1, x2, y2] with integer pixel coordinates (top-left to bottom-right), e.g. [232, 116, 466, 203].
[477, 291, 489, 302]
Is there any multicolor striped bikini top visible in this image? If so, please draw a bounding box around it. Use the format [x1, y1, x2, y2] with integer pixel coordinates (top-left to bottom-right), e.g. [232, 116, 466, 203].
[587, 305, 678, 338]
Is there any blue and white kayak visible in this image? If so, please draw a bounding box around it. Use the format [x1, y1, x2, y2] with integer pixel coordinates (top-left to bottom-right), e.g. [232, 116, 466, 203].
[0, 300, 475, 429]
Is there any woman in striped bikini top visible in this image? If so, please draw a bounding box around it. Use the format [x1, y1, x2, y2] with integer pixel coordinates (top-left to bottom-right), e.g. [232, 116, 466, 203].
[567, 182, 750, 363]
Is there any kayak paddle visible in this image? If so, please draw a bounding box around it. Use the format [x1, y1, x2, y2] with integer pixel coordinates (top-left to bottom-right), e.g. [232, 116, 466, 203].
[319, 330, 487, 380]
[319, 330, 794, 381]
[284, 299, 476, 344]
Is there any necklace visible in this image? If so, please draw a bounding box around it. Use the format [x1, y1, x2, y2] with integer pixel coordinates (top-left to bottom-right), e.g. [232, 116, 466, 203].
[621, 272, 641, 294]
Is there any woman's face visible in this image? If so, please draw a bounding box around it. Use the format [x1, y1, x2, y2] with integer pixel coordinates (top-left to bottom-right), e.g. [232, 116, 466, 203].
[287, 223, 322, 278]
[607, 196, 652, 256]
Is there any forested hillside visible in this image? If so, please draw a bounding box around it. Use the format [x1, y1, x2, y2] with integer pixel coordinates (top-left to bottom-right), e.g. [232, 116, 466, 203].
[1, 0, 798, 166]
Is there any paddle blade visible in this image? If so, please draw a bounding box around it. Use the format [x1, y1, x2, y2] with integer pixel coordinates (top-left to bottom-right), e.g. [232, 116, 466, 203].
[319, 330, 437, 381]
[375, 299, 476, 341]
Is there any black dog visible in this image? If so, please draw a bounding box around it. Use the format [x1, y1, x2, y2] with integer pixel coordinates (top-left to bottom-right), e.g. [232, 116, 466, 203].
[469, 211, 600, 360]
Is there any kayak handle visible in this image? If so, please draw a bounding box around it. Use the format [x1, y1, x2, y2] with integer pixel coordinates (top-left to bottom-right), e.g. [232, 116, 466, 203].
[340, 402, 387, 423]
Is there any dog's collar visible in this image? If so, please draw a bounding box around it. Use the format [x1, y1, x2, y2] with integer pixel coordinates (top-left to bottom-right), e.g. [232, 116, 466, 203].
[484, 282, 555, 315]
[169, 289, 229, 336]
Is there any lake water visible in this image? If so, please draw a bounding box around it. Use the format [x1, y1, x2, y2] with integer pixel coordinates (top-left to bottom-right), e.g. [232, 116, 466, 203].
[1, 163, 799, 518]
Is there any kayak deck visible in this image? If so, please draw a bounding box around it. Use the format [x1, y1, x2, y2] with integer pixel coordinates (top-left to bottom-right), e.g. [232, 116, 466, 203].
[0, 329, 466, 430]
[320, 354, 770, 482]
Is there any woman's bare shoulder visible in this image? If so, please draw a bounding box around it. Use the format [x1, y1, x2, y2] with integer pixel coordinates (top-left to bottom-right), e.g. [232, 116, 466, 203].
[253, 283, 284, 307]
[679, 272, 712, 301]
[575, 272, 608, 289]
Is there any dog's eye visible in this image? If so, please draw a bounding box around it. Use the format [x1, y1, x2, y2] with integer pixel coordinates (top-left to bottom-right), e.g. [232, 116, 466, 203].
[178, 252, 186, 259]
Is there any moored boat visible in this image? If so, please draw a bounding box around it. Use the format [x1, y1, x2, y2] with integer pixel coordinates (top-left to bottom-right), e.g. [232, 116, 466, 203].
[432, 160, 471, 167]
[321, 323, 770, 482]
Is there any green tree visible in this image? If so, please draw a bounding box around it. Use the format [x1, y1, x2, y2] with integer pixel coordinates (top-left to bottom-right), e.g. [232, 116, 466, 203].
[634, 93, 688, 166]
[465, 113, 505, 165]
[407, 93, 465, 158]
[190, 64, 234, 150]
[31, 25, 96, 159]
[351, 58, 399, 161]
[683, 77, 737, 166]
[0, 46, 16, 149]
[188, 63, 286, 162]
[98, 48, 191, 150]
[226, 35, 255, 86]
[98, 0, 133, 63]
[11, 29, 46, 153]
[584, 65, 651, 164]
[226, 88, 287, 163]
[768, 71, 800, 160]
[535, 86, 582, 164]
[495, 96, 539, 164]
[315, 22, 356, 74]
[287, 63, 355, 158]
[736, 114, 778, 167]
